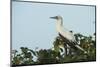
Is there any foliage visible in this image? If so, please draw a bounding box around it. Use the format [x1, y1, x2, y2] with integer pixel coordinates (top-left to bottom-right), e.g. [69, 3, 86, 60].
[12, 47, 35, 65]
[12, 33, 96, 66]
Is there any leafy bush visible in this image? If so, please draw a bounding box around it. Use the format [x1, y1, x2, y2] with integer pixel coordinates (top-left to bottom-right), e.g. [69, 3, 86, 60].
[12, 33, 96, 65]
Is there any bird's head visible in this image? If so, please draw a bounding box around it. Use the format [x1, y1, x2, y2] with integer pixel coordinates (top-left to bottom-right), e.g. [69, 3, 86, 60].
[50, 15, 62, 20]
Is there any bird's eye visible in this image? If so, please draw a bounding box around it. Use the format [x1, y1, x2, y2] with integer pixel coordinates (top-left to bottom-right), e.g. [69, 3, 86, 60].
[56, 16, 58, 19]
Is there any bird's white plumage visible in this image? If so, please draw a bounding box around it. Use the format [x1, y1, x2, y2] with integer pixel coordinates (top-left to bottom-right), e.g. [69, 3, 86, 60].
[51, 15, 87, 53]
[55, 16, 76, 42]
[56, 24, 76, 42]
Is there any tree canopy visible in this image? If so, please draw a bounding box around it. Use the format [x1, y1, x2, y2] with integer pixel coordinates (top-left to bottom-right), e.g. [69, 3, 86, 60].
[12, 33, 96, 66]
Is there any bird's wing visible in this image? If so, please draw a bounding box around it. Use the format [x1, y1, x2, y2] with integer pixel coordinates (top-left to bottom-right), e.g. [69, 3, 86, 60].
[59, 33, 86, 53]
[59, 27, 87, 53]
[59, 27, 76, 42]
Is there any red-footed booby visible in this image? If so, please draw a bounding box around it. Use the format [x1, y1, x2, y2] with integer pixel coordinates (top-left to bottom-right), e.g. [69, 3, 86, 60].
[50, 15, 87, 54]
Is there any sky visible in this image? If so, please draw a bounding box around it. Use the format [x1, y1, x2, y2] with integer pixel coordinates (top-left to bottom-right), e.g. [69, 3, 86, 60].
[12, 1, 95, 51]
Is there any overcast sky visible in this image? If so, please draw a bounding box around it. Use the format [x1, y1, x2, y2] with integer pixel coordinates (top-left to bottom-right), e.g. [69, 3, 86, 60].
[12, 1, 95, 50]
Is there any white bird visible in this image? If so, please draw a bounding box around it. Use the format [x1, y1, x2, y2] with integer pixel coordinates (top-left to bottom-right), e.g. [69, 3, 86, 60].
[50, 15, 87, 54]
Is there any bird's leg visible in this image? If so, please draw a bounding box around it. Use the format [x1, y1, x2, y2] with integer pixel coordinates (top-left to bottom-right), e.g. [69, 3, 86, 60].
[59, 36, 71, 56]
[63, 42, 67, 56]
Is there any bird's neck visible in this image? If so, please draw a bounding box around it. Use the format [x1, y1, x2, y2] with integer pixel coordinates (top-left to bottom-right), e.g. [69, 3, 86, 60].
[56, 19, 63, 27]
[56, 19, 63, 32]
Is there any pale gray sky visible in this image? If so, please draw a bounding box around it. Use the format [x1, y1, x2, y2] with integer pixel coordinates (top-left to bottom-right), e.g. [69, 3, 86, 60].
[12, 1, 95, 50]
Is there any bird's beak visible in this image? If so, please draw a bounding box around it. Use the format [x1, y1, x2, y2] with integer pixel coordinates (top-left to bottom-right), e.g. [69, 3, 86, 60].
[50, 16, 57, 19]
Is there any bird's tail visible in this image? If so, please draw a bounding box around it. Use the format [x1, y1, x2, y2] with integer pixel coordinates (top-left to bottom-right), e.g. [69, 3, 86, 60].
[75, 45, 87, 54]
